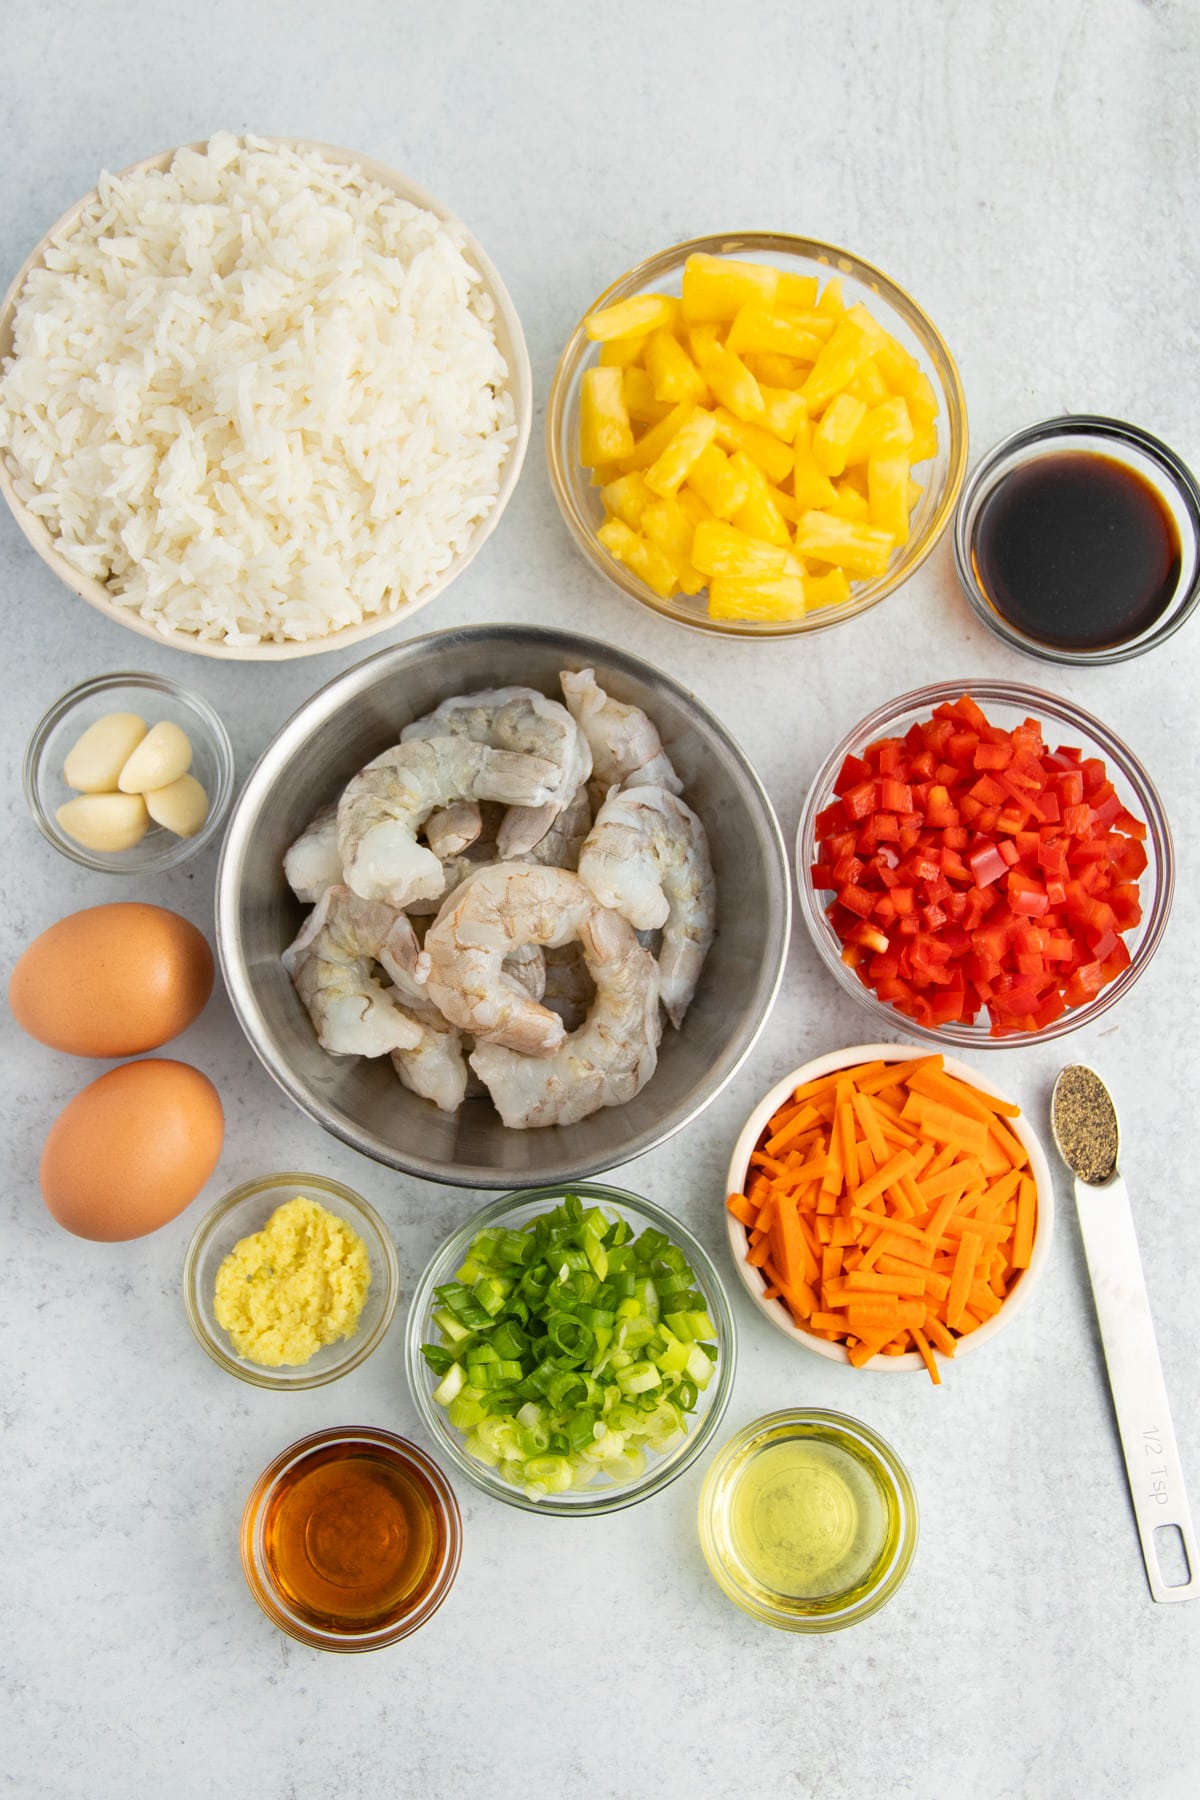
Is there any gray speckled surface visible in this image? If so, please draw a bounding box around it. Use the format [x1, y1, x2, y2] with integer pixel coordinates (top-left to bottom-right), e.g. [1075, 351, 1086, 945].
[2, 3, 1198, 1796]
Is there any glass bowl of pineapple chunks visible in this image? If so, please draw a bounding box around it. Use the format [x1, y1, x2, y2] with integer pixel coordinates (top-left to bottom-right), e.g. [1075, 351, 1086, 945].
[547, 233, 968, 637]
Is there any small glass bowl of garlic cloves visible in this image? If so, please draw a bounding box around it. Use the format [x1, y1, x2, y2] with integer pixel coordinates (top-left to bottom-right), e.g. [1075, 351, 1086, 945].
[24, 671, 235, 873]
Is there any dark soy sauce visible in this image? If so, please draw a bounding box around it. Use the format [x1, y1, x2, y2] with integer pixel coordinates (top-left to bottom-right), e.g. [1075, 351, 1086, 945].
[971, 452, 1180, 651]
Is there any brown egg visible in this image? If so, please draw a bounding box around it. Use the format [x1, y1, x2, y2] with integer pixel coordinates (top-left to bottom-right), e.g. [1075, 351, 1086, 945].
[40, 1060, 224, 1241]
[8, 902, 214, 1057]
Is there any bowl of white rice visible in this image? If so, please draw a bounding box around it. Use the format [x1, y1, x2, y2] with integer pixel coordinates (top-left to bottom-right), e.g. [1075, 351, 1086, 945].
[0, 135, 531, 659]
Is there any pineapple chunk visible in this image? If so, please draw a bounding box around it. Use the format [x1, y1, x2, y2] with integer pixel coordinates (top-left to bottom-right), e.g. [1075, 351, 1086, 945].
[794, 510, 894, 577]
[642, 495, 705, 595]
[868, 452, 912, 545]
[874, 332, 922, 397]
[689, 328, 765, 423]
[681, 253, 779, 323]
[709, 573, 807, 621]
[758, 385, 808, 443]
[741, 352, 809, 390]
[621, 403, 692, 472]
[908, 372, 940, 431]
[805, 568, 853, 608]
[644, 406, 719, 497]
[793, 418, 839, 509]
[729, 450, 791, 547]
[844, 395, 915, 466]
[801, 320, 873, 414]
[692, 521, 793, 580]
[711, 408, 794, 482]
[686, 442, 750, 520]
[597, 516, 677, 597]
[599, 336, 651, 369]
[726, 305, 826, 363]
[829, 480, 871, 522]
[777, 271, 819, 309]
[645, 329, 708, 405]
[845, 360, 890, 408]
[601, 471, 654, 531]
[622, 366, 673, 425]
[580, 367, 635, 465]
[817, 277, 845, 317]
[812, 393, 868, 476]
[586, 294, 677, 341]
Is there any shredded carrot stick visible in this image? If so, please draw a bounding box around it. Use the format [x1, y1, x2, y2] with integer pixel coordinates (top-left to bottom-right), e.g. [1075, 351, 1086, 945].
[728, 1054, 1038, 1382]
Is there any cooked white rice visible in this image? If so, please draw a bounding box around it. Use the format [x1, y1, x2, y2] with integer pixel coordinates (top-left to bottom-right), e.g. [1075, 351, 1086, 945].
[0, 134, 516, 644]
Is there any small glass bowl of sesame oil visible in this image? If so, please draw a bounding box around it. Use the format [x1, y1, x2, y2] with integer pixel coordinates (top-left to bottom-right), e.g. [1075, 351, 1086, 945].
[241, 1428, 462, 1652]
[698, 1409, 918, 1631]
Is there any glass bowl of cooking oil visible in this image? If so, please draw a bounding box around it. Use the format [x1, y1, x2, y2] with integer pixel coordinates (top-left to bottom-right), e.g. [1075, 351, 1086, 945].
[698, 1408, 918, 1631]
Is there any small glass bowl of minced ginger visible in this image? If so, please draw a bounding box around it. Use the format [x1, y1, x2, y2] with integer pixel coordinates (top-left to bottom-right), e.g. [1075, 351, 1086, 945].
[183, 1173, 399, 1390]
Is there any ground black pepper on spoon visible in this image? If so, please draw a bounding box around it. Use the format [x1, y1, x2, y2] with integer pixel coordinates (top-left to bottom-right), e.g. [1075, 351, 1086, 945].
[1051, 1065, 1197, 1603]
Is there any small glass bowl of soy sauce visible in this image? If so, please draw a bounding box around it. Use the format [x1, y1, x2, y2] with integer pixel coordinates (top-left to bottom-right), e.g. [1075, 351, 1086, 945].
[953, 415, 1200, 666]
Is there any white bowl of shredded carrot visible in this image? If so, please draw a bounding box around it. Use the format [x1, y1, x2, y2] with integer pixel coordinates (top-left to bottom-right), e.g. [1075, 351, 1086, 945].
[725, 1044, 1054, 1382]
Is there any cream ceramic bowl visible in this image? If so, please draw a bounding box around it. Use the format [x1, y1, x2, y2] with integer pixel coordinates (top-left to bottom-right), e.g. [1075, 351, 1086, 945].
[724, 1043, 1054, 1372]
[0, 137, 531, 661]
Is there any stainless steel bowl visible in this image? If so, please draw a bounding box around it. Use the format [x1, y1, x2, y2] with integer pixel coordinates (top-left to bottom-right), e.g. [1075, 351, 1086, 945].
[216, 625, 790, 1187]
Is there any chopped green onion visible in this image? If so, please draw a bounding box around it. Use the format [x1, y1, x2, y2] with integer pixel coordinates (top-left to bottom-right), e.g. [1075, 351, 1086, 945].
[421, 1196, 720, 1499]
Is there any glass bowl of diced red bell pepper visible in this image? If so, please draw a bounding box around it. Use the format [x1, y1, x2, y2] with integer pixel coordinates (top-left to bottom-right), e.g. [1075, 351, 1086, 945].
[795, 681, 1174, 1045]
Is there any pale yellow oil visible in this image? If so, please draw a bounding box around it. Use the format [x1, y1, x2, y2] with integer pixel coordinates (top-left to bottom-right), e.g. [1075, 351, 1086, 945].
[727, 1436, 889, 1603]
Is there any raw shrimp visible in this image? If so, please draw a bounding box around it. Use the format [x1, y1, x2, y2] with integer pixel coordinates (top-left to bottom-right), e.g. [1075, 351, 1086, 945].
[469, 905, 662, 1128]
[560, 667, 683, 796]
[425, 800, 483, 860]
[424, 862, 611, 1056]
[284, 804, 342, 904]
[338, 736, 561, 909]
[498, 729, 593, 857]
[515, 781, 591, 871]
[283, 886, 430, 1058]
[389, 1002, 469, 1114]
[403, 685, 592, 858]
[577, 784, 715, 1028]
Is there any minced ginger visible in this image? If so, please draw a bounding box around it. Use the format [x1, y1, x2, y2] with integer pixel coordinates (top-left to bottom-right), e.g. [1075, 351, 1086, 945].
[214, 1197, 371, 1367]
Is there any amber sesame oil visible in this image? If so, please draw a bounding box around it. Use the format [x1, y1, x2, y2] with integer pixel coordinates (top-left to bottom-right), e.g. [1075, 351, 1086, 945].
[699, 1410, 918, 1631]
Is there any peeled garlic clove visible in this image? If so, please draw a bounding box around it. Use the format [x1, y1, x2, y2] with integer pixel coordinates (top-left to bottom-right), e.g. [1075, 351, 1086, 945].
[145, 773, 209, 839]
[63, 712, 148, 793]
[56, 792, 150, 852]
[118, 721, 193, 794]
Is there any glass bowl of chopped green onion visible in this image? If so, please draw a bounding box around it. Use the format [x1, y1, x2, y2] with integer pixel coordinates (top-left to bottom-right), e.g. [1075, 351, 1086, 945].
[406, 1184, 737, 1515]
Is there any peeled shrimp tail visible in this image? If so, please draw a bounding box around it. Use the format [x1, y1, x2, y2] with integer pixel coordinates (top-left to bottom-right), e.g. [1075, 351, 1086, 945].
[560, 667, 682, 795]
[425, 801, 483, 859]
[498, 728, 594, 858]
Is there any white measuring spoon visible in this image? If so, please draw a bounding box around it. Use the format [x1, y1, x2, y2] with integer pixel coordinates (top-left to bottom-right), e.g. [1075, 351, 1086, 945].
[1051, 1064, 1198, 1603]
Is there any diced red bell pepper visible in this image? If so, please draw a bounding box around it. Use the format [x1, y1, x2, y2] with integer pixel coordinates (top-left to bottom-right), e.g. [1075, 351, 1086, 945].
[811, 692, 1147, 1036]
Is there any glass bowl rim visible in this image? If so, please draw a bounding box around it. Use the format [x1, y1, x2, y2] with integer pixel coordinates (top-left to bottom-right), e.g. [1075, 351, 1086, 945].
[239, 1424, 462, 1651]
[182, 1170, 401, 1390]
[724, 1042, 1056, 1371]
[545, 228, 969, 640]
[405, 1180, 737, 1516]
[697, 1405, 919, 1631]
[951, 413, 1200, 667]
[794, 677, 1175, 1049]
[22, 669, 236, 872]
